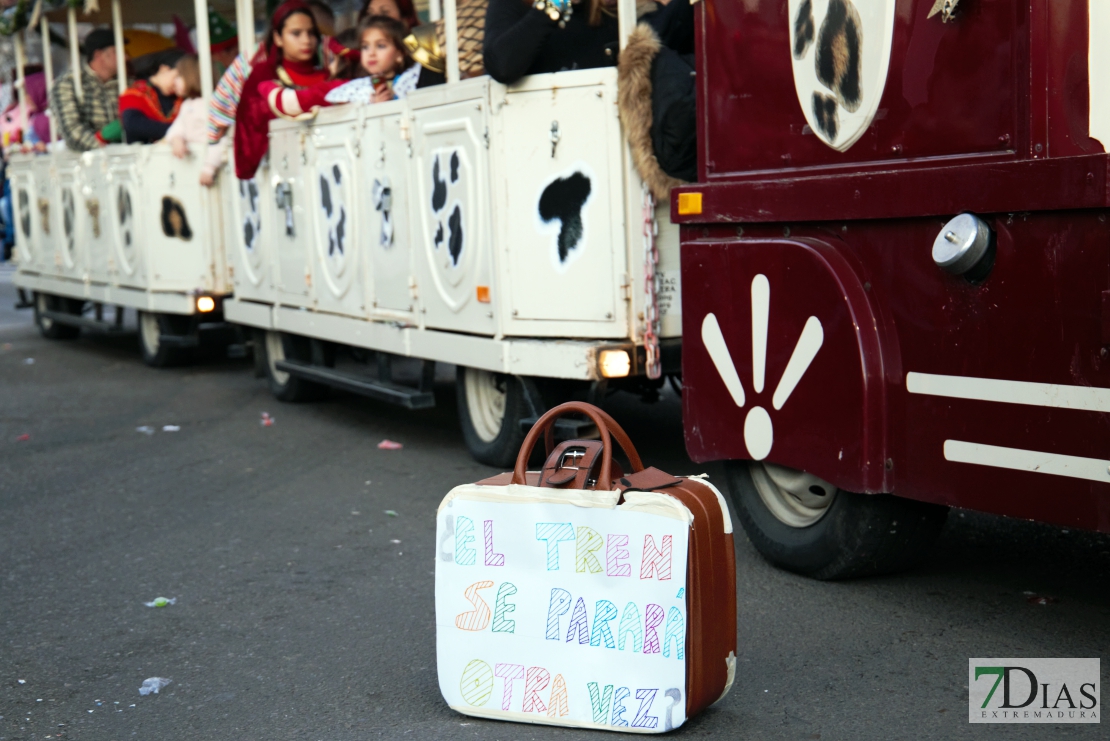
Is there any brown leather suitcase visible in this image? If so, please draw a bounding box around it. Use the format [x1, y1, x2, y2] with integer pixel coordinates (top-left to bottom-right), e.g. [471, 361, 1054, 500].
[435, 402, 736, 732]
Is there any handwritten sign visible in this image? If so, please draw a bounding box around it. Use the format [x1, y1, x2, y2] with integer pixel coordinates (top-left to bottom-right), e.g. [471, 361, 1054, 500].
[436, 486, 691, 732]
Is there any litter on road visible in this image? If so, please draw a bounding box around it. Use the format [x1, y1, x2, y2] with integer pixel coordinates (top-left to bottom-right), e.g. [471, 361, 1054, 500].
[16, 433, 29, 441]
[138, 677, 172, 695]
[260, 412, 274, 427]
[144, 597, 177, 607]
[384, 510, 398, 517]
[23, 357, 34, 365]
[162, 425, 181, 432]
[136, 426, 155, 435]
[377, 439, 403, 450]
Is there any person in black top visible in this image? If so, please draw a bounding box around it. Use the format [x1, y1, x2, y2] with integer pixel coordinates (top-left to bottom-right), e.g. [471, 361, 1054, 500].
[483, 0, 694, 85]
[483, 0, 620, 84]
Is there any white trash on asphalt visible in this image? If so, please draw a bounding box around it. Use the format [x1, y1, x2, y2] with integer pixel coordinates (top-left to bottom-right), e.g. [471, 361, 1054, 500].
[136, 426, 155, 435]
[162, 425, 181, 432]
[138, 678, 172, 695]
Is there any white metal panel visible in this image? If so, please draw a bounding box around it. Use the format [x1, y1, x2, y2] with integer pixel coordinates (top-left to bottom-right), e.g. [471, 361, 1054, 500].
[492, 70, 625, 336]
[268, 124, 314, 307]
[8, 158, 40, 272]
[410, 80, 497, 335]
[306, 110, 366, 319]
[104, 148, 146, 289]
[139, 148, 215, 293]
[52, 159, 87, 281]
[79, 151, 114, 286]
[225, 162, 275, 303]
[366, 112, 417, 317]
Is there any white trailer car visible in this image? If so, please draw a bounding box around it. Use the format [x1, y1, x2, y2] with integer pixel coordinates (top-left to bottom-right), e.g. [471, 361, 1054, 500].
[8, 0, 682, 466]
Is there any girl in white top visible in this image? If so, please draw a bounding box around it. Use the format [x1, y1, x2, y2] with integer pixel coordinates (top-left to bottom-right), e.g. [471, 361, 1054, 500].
[165, 55, 228, 184]
[325, 15, 422, 105]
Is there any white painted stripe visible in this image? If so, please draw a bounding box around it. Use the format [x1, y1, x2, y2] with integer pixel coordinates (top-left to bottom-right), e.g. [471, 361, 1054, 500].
[944, 440, 1110, 485]
[906, 372, 1110, 413]
[751, 274, 769, 394]
[701, 313, 745, 407]
[772, 316, 823, 410]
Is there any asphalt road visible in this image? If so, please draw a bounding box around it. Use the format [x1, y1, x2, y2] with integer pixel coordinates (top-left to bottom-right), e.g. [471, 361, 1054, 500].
[1, 267, 1108, 740]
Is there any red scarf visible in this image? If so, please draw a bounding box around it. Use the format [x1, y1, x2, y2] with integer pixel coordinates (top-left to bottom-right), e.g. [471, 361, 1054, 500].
[234, 0, 327, 179]
[119, 80, 182, 124]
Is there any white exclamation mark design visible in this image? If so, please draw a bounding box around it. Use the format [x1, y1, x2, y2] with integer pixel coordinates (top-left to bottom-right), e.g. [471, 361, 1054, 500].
[751, 275, 769, 394]
[745, 275, 773, 460]
[701, 313, 745, 407]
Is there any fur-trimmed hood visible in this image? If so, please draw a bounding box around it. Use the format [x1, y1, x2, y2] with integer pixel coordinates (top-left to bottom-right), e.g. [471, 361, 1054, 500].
[617, 23, 688, 201]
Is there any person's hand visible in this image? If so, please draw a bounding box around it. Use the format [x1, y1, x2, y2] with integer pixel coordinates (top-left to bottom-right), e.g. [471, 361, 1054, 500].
[171, 137, 188, 159]
[372, 86, 394, 104]
[199, 167, 216, 187]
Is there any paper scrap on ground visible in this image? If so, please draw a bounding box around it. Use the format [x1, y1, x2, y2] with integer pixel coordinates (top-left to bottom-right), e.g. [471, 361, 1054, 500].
[138, 677, 171, 696]
[16, 434, 29, 441]
[377, 439, 403, 450]
[144, 597, 176, 608]
[260, 412, 274, 427]
[136, 426, 155, 435]
[162, 425, 180, 432]
[384, 510, 398, 517]
[23, 358, 34, 365]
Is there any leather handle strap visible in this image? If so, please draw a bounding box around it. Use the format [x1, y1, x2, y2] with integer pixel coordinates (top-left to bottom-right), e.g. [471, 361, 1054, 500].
[543, 406, 644, 472]
[511, 402, 643, 490]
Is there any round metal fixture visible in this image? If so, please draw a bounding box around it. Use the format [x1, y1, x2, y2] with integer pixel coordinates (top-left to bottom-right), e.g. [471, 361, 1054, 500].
[932, 212, 994, 281]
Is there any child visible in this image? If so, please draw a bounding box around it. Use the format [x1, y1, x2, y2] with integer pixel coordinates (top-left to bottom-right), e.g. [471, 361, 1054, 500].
[326, 15, 419, 105]
[165, 55, 207, 158]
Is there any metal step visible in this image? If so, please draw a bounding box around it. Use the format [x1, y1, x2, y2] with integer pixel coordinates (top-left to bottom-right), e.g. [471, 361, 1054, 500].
[275, 359, 436, 409]
[40, 310, 128, 333]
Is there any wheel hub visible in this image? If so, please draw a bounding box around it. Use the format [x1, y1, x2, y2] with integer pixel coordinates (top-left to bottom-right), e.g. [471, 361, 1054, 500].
[464, 368, 507, 443]
[750, 462, 837, 528]
[139, 313, 161, 354]
[265, 331, 290, 386]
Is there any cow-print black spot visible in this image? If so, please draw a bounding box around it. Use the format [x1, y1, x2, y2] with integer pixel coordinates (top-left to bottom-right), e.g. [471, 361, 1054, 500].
[538, 172, 591, 263]
[450, 151, 459, 183]
[434, 221, 444, 248]
[243, 219, 255, 249]
[160, 196, 193, 241]
[18, 190, 30, 238]
[320, 177, 333, 217]
[332, 164, 342, 184]
[431, 155, 447, 212]
[332, 209, 347, 256]
[793, 0, 815, 59]
[118, 186, 131, 224]
[815, 0, 862, 113]
[447, 204, 463, 266]
[812, 92, 839, 141]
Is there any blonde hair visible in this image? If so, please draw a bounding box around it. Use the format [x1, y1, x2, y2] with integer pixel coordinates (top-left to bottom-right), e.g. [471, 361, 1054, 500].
[175, 54, 202, 99]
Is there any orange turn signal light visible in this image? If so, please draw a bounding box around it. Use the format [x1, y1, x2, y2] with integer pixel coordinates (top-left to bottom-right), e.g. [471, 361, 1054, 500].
[476, 286, 491, 303]
[677, 192, 703, 216]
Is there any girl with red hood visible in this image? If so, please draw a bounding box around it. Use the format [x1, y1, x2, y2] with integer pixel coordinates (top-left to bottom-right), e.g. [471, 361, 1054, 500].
[234, 0, 336, 179]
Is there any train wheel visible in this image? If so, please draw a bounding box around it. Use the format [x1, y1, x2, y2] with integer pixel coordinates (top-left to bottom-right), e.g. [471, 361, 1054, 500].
[34, 292, 81, 340]
[726, 461, 948, 580]
[138, 312, 191, 368]
[261, 330, 328, 402]
[457, 367, 528, 468]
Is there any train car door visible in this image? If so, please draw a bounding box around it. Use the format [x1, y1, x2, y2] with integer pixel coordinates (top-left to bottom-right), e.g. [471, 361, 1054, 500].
[105, 150, 146, 289]
[491, 69, 626, 338]
[409, 82, 497, 335]
[9, 159, 42, 274]
[307, 109, 365, 319]
[143, 149, 211, 293]
[53, 158, 88, 282]
[226, 163, 274, 304]
[365, 112, 415, 318]
[269, 125, 314, 308]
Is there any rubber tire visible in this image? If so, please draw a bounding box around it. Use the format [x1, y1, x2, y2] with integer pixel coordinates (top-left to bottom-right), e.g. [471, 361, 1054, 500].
[726, 461, 949, 580]
[138, 311, 192, 368]
[34, 292, 81, 340]
[457, 367, 529, 468]
[262, 330, 329, 402]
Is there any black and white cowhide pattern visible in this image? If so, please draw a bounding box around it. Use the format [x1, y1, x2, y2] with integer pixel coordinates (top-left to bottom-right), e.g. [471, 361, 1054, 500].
[160, 197, 193, 241]
[318, 164, 348, 258]
[117, 185, 133, 249]
[537, 169, 592, 270]
[239, 179, 261, 253]
[61, 188, 76, 257]
[373, 177, 393, 247]
[17, 189, 30, 239]
[430, 150, 464, 267]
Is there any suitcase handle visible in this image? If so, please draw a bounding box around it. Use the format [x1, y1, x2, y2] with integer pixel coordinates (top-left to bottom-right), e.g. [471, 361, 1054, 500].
[512, 402, 644, 490]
